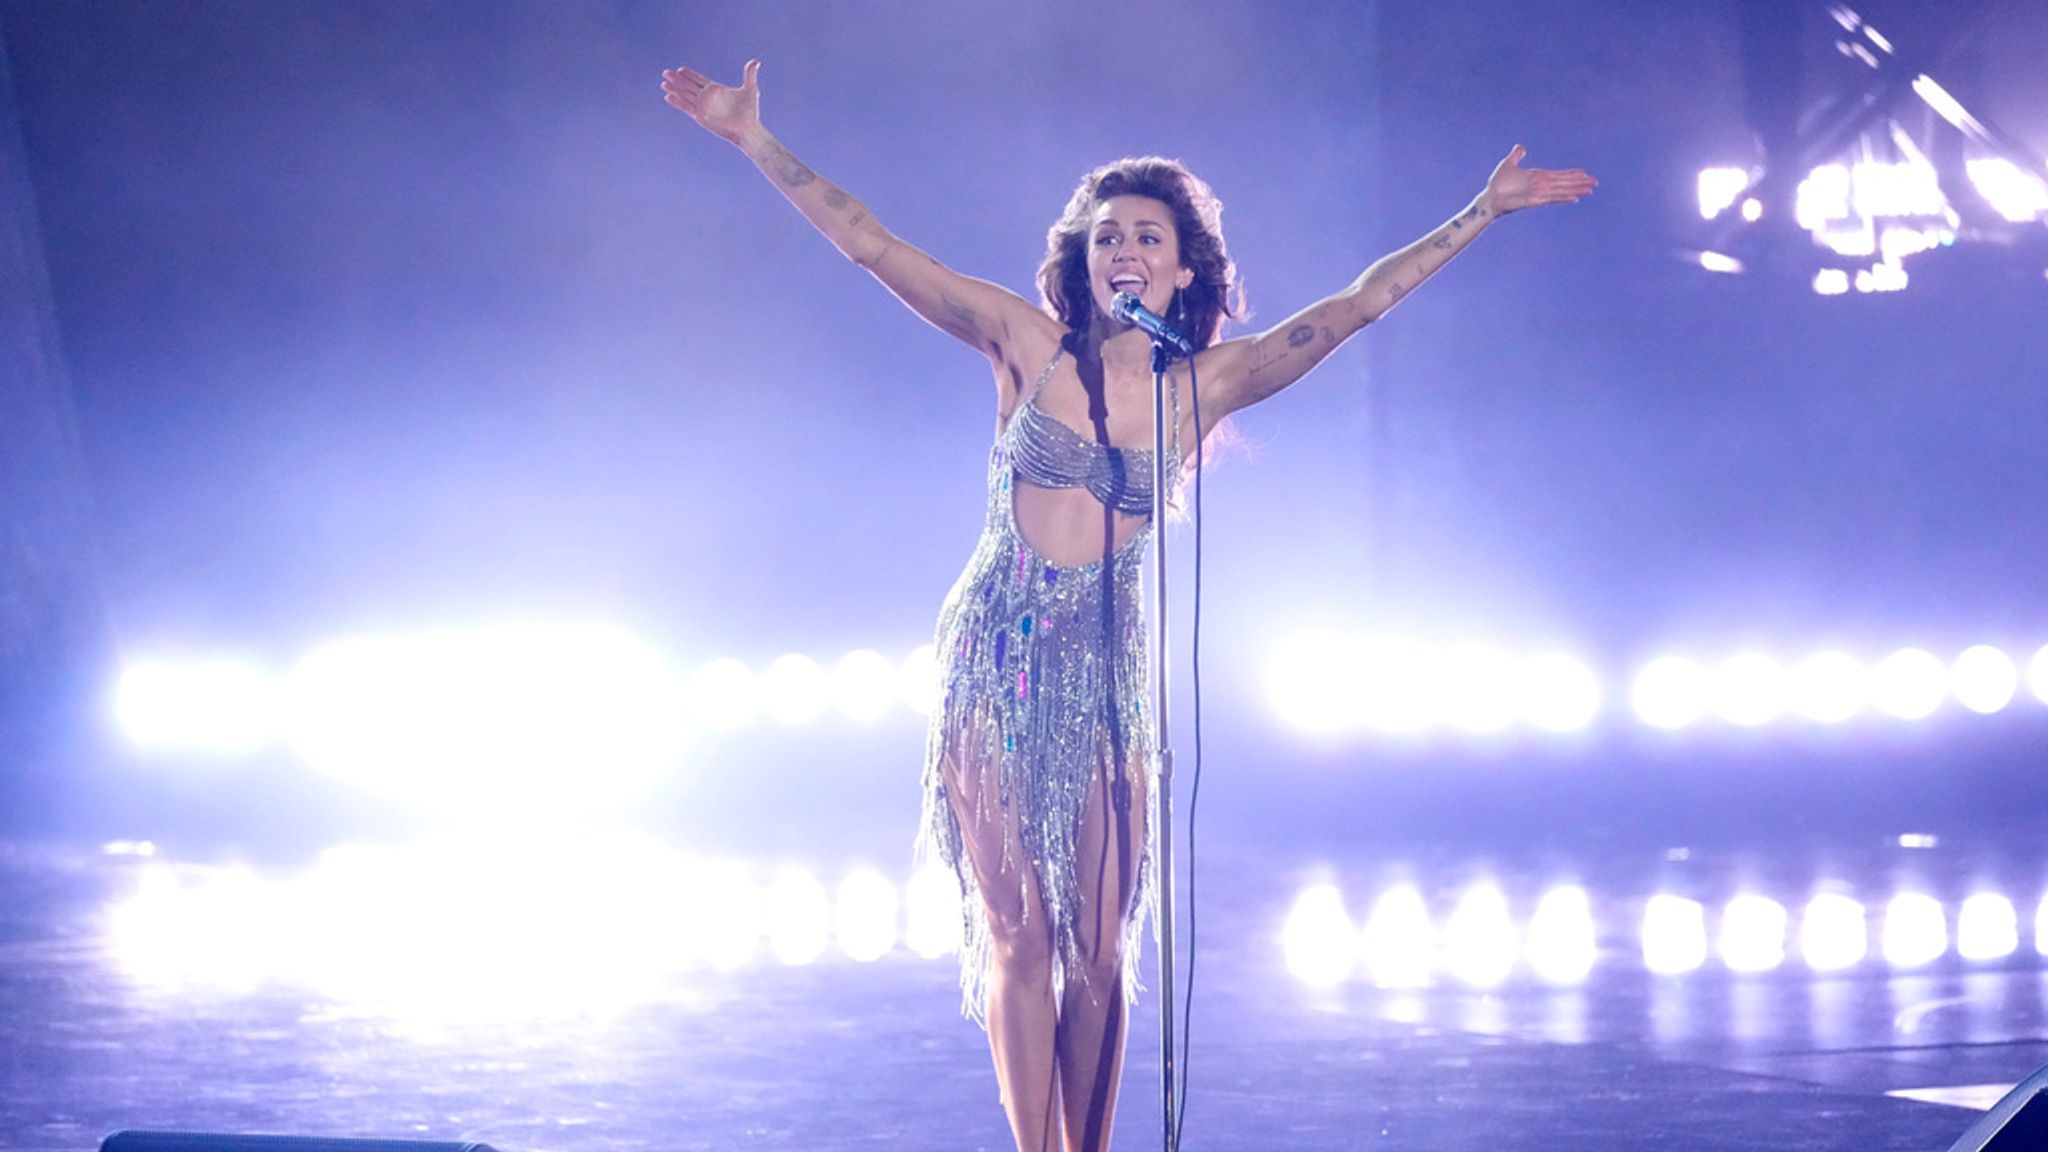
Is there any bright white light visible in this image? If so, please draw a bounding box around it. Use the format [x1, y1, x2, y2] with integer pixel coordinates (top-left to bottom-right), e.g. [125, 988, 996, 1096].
[835, 869, 900, 962]
[1914, 75, 1982, 137]
[691, 859, 765, 971]
[1720, 895, 1788, 973]
[1359, 885, 1434, 989]
[1441, 645, 1518, 734]
[1633, 656, 1708, 730]
[1697, 167, 1750, 220]
[900, 644, 941, 717]
[904, 863, 963, 959]
[1797, 165, 1852, 230]
[109, 863, 280, 992]
[1855, 263, 1909, 294]
[1852, 160, 1947, 220]
[1712, 653, 1787, 727]
[2032, 644, 2048, 707]
[1966, 158, 2048, 223]
[1355, 639, 1439, 734]
[761, 654, 829, 726]
[1882, 893, 1948, 968]
[115, 659, 278, 753]
[281, 626, 686, 814]
[1283, 884, 1357, 987]
[1443, 884, 1517, 988]
[1268, 635, 1364, 734]
[1800, 893, 1868, 971]
[1871, 648, 1946, 720]
[1813, 269, 1851, 296]
[1518, 653, 1600, 733]
[2036, 894, 2048, 958]
[1526, 886, 1597, 985]
[1698, 251, 1744, 274]
[1951, 645, 2018, 715]
[688, 658, 760, 730]
[829, 649, 900, 722]
[766, 868, 832, 966]
[1958, 893, 2018, 962]
[1740, 197, 1763, 222]
[1790, 651, 1866, 723]
[1642, 895, 1707, 975]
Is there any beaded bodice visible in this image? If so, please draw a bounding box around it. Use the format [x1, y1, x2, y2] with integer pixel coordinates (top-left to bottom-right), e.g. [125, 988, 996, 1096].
[1002, 350, 1180, 517]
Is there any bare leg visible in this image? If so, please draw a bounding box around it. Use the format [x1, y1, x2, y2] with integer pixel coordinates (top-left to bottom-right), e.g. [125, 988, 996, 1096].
[944, 747, 1062, 1152]
[1057, 756, 1147, 1152]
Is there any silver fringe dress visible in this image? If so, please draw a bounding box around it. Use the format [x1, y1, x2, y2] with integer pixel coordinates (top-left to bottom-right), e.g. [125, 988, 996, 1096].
[918, 348, 1181, 1025]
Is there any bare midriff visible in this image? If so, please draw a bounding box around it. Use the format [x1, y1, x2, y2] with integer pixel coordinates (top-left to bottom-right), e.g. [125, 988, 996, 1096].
[1010, 477, 1151, 569]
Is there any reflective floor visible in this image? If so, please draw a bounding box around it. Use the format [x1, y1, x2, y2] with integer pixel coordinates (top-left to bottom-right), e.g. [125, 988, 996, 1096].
[4, 823, 2045, 1152]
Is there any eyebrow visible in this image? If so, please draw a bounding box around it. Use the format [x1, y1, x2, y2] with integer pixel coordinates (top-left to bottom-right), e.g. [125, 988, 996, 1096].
[1093, 218, 1169, 232]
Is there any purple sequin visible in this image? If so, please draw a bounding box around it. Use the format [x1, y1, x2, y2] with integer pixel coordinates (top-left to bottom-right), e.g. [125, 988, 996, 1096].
[994, 630, 1007, 670]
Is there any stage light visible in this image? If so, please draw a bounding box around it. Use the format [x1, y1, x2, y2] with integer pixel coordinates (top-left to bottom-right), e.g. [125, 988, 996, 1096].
[1965, 158, 2048, 223]
[281, 626, 686, 814]
[694, 859, 766, 971]
[1633, 655, 1709, 730]
[1799, 893, 1869, 971]
[1797, 164, 1852, 232]
[1881, 893, 1948, 968]
[1712, 653, 1787, 728]
[1913, 75, 1977, 136]
[1852, 159, 1947, 221]
[1358, 885, 1433, 989]
[1518, 653, 1600, 733]
[762, 654, 829, 726]
[1741, 198, 1763, 222]
[1283, 884, 1357, 988]
[1719, 895, 1788, 973]
[904, 863, 963, 959]
[835, 869, 900, 962]
[829, 649, 900, 722]
[1525, 886, 1596, 986]
[766, 868, 832, 966]
[1812, 269, 1851, 296]
[1951, 645, 2018, 715]
[1698, 251, 1744, 274]
[2032, 644, 2048, 706]
[1697, 167, 1749, 220]
[1870, 648, 1946, 720]
[1268, 634, 1363, 734]
[115, 659, 278, 754]
[1790, 650, 1866, 723]
[688, 657, 761, 730]
[1642, 895, 1707, 976]
[901, 643, 941, 717]
[1443, 884, 1517, 988]
[1957, 893, 2018, 962]
[1442, 645, 1517, 734]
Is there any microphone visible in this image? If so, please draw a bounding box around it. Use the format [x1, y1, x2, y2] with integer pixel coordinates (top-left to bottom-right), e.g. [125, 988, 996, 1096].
[1111, 291, 1194, 357]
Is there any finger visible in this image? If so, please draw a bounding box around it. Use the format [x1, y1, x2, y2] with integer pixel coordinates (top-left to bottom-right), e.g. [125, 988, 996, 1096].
[742, 59, 760, 91]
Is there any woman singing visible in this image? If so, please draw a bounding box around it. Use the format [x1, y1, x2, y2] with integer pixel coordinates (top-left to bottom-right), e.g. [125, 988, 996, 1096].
[661, 57, 1594, 1152]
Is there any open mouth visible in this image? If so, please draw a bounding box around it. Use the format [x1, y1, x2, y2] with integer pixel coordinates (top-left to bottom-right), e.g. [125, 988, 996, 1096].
[1109, 275, 1147, 295]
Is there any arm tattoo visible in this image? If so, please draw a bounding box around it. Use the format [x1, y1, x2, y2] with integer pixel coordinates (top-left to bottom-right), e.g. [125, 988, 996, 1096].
[1389, 282, 1407, 301]
[940, 291, 979, 332]
[1286, 324, 1316, 348]
[1320, 326, 1336, 344]
[823, 187, 849, 210]
[848, 210, 867, 229]
[756, 140, 817, 187]
[1431, 234, 1452, 250]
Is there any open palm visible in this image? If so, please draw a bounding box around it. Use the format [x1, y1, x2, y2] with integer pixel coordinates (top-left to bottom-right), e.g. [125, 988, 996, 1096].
[1486, 145, 1597, 214]
[661, 59, 761, 144]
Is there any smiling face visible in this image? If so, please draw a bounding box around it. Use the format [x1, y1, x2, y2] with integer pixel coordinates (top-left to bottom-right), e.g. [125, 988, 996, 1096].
[1086, 194, 1196, 327]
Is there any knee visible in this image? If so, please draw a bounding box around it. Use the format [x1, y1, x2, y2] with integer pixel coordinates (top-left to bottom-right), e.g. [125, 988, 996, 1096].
[985, 897, 1054, 975]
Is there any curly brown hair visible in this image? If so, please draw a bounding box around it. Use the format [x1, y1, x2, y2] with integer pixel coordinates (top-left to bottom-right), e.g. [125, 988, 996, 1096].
[1036, 157, 1243, 349]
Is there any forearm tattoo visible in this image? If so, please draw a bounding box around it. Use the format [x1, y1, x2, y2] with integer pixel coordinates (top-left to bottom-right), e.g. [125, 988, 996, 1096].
[1431, 233, 1453, 250]
[755, 139, 817, 187]
[1286, 324, 1316, 348]
[823, 187, 849, 210]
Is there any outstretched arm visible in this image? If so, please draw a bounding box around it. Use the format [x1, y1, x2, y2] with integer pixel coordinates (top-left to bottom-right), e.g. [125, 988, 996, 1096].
[1195, 146, 1595, 426]
[661, 60, 1044, 363]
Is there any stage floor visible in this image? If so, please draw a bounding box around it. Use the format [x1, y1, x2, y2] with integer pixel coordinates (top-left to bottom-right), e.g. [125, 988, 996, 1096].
[2, 829, 2043, 1152]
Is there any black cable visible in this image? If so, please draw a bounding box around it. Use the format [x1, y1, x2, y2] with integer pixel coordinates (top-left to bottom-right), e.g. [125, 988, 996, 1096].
[1173, 350, 1203, 1144]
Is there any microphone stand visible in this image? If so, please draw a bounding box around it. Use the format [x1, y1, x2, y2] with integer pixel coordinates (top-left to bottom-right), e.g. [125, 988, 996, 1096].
[1144, 335, 1180, 1152]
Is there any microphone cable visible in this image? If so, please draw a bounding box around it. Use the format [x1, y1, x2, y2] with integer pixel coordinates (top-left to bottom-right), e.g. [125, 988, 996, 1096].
[1173, 349, 1205, 1144]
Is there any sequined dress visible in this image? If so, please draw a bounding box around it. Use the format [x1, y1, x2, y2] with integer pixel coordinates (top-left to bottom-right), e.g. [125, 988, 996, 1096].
[918, 348, 1181, 1025]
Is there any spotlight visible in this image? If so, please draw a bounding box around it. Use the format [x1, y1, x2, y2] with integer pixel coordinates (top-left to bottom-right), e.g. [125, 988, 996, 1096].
[1443, 884, 1517, 988]
[1951, 645, 2018, 715]
[761, 654, 828, 726]
[1789, 650, 1866, 723]
[766, 868, 832, 966]
[829, 649, 900, 722]
[1525, 886, 1597, 986]
[1359, 885, 1434, 989]
[904, 864, 963, 959]
[835, 869, 900, 962]
[1441, 644, 1517, 734]
[2033, 644, 2048, 706]
[1719, 894, 1788, 973]
[1957, 893, 2018, 961]
[1799, 893, 1868, 971]
[115, 659, 278, 754]
[688, 658, 761, 730]
[1633, 656, 1709, 730]
[1283, 884, 1357, 988]
[1268, 635, 1363, 734]
[1870, 648, 1945, 720]
[1697, 167, 1750, 220]
[1881, 893, 1948, 968]
[1517, 653, 1601, 733]
[1711, 654, 1787, 728]
[900, 643, 941, 717]
[1642, 895, 1707, 975]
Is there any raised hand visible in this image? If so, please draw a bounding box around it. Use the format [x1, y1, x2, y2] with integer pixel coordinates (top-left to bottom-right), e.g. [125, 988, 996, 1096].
[1484, 145, 1597, 214]
[662, 59, 762, 145]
